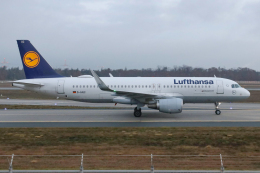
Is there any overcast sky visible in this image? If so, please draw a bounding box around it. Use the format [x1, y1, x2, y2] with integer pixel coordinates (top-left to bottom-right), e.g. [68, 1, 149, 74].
[1, 0, 260, 71]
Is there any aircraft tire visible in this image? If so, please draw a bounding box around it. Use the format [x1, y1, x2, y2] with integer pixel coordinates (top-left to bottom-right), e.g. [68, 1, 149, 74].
[134, 108, 142, 117]
[215, 110, 221, 115]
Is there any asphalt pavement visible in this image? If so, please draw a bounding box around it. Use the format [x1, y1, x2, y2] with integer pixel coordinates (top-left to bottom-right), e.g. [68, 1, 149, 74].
[0, 99, 259, 127]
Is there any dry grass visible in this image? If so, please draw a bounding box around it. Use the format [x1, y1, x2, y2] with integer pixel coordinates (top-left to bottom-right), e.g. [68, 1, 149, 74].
[0, 83, 12, 87]
[0, 127, 259, 170]
[0, 90, 57, 100]
[237, 90, 260, 102]
[0, 105, 127, 109]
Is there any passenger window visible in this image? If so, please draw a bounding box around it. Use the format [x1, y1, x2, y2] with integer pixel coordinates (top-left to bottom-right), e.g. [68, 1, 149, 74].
[73, 85, 74, 88]
[188, 86, 189, 88]
[135, 85, 137, 88]
[181, 86, 183, 88]
[83, 85, 85, 88]
[198, 86, 200, 88]
[114, 85, 116, 88]
[201, 86, 203, 88]
[191, 86, 193, 88]
[139, 85, 140, 88]
[195, 86, 196, 88]
[149, 85, 151, 88]
[125, 85, 127, 88]
[118, 85, 120, 88]
[121, 85, 123, 88]
[209, 86, 210, 88]
[174, 86, 176, 88]
[184, 85, 186, 88]
[132, 85, 133, 88]
[90, 85, 92, 88]
[177, 86, 179, 88]
[76, 85, 78, 88]
[145, 85, 147, 88]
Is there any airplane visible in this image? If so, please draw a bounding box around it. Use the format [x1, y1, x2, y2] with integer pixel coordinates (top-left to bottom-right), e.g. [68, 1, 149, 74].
[12, 40, 250, 117]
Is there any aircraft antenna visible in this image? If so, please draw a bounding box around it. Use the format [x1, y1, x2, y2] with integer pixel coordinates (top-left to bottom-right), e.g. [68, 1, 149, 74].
[62, 59, 69, 68]
[1, 58, 9, 67]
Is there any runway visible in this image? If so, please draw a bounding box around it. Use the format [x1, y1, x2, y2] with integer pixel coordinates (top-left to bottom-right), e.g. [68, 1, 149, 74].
[0, 99, 259, 127]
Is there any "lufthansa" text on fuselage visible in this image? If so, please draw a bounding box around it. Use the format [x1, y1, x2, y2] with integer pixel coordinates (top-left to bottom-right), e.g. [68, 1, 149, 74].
[174, 79, 214, 84]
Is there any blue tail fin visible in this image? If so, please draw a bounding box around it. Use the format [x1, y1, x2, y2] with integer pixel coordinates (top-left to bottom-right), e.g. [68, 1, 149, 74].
[17, 40, 63, 79]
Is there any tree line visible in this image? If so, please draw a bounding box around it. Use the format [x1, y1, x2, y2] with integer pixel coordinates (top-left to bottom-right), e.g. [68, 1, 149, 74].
[1, 66, 259, 81]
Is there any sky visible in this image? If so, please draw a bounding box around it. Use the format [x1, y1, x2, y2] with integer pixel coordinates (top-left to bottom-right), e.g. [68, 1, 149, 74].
[0, 0, 260, 71]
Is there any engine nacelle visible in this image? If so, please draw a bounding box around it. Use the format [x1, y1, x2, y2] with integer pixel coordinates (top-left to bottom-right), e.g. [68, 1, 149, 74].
[148, 98, 183, 113]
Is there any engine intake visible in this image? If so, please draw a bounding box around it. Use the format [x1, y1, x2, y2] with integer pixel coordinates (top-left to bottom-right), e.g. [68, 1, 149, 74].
[148, 98, 183, 113]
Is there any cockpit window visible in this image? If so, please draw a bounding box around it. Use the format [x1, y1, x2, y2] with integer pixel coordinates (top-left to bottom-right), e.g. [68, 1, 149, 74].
[231, 84, 240, 88]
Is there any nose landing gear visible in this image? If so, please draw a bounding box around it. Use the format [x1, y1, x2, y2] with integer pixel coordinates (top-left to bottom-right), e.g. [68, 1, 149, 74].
[215, 102, 221, 115]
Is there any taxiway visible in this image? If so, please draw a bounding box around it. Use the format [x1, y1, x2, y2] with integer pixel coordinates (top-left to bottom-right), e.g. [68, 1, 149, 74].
[0, 99, 259, 127]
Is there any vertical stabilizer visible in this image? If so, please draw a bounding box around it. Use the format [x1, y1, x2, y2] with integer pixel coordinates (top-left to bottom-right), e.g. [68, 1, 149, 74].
[17, 40, 62, 79]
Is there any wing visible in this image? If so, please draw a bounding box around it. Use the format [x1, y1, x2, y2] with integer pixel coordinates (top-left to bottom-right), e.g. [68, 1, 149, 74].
[90, 70, 183, 101]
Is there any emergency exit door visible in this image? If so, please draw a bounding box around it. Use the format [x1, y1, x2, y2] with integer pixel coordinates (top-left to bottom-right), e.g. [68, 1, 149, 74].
[152, 83, 161, 93]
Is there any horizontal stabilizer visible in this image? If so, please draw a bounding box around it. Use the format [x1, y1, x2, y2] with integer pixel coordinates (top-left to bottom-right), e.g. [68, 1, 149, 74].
[12, 81, 44, 86]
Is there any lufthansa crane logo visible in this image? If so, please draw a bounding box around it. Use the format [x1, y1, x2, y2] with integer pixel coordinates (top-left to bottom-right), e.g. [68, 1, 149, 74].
[23, 51, 40, 68]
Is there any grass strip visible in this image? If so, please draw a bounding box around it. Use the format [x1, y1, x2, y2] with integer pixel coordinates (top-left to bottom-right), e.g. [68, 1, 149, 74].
[0, 127, 259, 170]
[0, 105, 129, 109]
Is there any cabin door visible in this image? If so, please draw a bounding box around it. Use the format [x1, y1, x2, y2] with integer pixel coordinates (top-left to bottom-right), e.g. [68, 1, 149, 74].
[217, 80, 224, 94]
[57, 80, 65, 94]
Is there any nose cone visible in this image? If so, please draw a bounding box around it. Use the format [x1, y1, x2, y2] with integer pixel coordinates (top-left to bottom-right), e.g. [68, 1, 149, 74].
[244, 89, 250, 98]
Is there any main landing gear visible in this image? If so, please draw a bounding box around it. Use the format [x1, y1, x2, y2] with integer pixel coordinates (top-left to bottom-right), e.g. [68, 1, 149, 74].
[215, 102, 221, 115]
[134, 107, 142, 117]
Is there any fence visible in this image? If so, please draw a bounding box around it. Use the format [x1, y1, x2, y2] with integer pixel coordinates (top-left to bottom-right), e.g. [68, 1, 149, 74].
[0, 154, 260, 171]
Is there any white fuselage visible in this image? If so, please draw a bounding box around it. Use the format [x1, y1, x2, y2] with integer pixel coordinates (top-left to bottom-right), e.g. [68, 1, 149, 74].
[13, 76, 250, 104]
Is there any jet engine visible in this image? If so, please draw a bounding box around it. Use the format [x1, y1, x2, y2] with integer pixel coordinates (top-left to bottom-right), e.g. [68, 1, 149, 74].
[148, 98, 183, 113]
